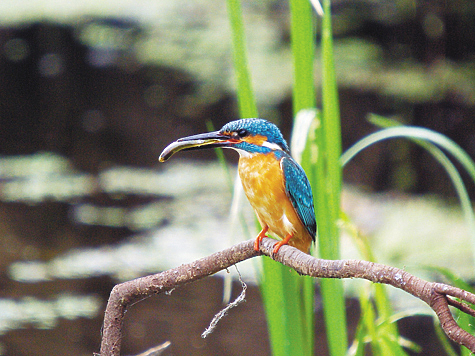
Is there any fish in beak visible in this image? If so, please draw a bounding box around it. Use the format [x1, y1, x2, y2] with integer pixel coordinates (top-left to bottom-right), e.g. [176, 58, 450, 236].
[159, 131, 236, 162]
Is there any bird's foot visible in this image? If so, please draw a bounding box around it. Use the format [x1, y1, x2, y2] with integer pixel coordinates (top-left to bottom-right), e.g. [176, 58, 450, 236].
[271, 233, 293, 255]
[254, 226, 269, 251]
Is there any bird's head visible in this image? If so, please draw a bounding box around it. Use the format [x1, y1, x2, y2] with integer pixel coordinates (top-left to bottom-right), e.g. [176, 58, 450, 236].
[159, 118, 289, 162]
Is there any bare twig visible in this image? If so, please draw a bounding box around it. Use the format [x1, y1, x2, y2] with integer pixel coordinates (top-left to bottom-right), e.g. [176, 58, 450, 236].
[201, 265, 247, 338]
[446, 297, 475, 318]
[99, 237, 475, 355]
[134, 341, 171, 356]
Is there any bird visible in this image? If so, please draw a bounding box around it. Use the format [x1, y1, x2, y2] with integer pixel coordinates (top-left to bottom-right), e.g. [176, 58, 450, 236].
[159, 118, 316, 254]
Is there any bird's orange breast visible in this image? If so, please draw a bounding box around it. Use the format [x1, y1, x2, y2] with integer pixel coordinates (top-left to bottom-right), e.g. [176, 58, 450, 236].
[238, 152, 313, 253]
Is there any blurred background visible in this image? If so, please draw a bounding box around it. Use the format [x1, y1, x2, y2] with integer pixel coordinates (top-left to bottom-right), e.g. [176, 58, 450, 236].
[0, 0, 474, 355]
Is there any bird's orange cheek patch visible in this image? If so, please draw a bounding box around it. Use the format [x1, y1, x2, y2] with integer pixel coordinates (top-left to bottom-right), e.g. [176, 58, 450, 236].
[244, 134, 267, 146]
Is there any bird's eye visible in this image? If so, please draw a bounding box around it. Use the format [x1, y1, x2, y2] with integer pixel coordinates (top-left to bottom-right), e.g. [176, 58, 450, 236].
[236, 129, 248, 137]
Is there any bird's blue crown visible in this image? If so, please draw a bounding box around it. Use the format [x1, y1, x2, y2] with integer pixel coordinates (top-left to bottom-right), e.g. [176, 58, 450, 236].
[220, 118, 290, 153]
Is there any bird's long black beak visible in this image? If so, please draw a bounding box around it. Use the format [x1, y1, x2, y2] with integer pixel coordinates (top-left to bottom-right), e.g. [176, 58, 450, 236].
[159, 131, 234, 162]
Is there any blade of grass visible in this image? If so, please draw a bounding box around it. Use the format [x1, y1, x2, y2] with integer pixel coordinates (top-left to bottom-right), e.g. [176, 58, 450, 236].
[226, 0, 257, 118]
[368, 115, 475, 258]
[360, 288, 380, 355]
[315, 0, 348, 354]
[226, 1, 312, 355]
[290, 0, 316, 112]
[348, 314, 368, 356]
[341, 126, 475, 184]
[260, 260, 313, 355]
[342, 120, 475, 354]
[289, 0, 317, 354]
[258, 113, 317, 356]
[341, 213, 408, 355]
[341, 124, 475, 264]
[373, 284, 408, 356]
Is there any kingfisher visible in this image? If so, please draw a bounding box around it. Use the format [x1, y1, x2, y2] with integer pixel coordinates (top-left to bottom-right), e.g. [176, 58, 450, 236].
[159, 118, 316, 254]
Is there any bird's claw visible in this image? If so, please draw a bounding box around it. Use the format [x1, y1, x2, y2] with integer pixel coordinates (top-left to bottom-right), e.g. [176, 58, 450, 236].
[254, 226, 269, 252]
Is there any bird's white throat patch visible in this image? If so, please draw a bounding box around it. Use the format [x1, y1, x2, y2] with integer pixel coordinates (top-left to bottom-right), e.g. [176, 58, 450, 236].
[234, 148, 256, 158]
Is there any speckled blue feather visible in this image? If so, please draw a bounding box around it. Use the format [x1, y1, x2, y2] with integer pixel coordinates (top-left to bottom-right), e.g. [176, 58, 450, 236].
[220, 119, 290, 152]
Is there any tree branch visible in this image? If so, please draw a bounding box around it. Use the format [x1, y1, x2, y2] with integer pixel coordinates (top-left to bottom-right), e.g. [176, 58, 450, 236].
[99, 237, 475, 355]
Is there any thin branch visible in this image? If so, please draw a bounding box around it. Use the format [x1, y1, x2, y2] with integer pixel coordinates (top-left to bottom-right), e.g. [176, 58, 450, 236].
[201, 265, 247, 338]
[446, 297, 475, 318]
[99, 237, 475, 355]
[134, 341, 171, 356]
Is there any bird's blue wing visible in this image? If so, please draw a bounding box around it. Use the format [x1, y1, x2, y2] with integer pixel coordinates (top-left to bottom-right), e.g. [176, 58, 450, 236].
[281, 155, 316, 241]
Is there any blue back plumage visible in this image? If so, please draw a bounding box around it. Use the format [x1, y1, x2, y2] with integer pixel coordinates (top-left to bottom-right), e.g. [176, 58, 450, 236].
[277, 151, 317, 240]
[220, 119, 290, 152]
